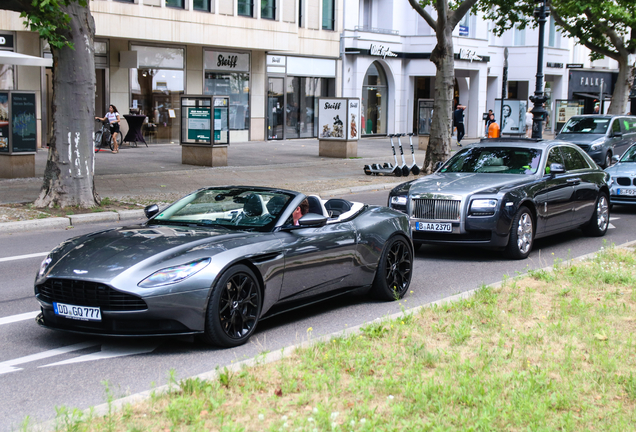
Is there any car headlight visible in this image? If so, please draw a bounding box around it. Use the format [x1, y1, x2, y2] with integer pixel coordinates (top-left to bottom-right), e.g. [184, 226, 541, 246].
[590, 139, 605, 150]
[138, 258, 211, 288]
[390, 196, 407, 206]
[470, 199, 498, 216]
[38, 257, 52, 277]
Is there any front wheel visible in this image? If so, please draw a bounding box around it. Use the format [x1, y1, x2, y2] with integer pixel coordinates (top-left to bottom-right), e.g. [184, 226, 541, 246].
[582, 192, 609, 237]
[202, 264, 262, 347]
[370, 236, 413, 300]
[505, 206, 534, 260]
[601, 152, 612, 169]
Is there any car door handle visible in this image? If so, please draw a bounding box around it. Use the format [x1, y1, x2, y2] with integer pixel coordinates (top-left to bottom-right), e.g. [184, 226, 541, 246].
[566, 178, 581, 185]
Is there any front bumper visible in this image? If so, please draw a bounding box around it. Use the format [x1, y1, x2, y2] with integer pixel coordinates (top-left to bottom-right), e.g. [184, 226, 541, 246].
[36, 288, 210, 337]
[609, 186, 636, 206]
[410, 215, 511, 248]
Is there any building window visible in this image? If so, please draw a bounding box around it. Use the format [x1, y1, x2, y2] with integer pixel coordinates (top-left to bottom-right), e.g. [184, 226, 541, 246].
[459, 14, 470, 37]
[298, 0, 303, 26]
[165, 0, 185, 8]
[238, 0, 253, 17]
[193, 0, 211, 12]
[513, 25, 525, 46]
[322, 0, 335, 30]
[548, 17, 556, 47]
[362, 61, 388, 135]
[130, 45, 185, 144]
[261, 0, 275, 19]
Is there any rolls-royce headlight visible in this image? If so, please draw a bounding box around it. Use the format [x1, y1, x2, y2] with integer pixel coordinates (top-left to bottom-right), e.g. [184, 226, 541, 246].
[139, 258, 211, 288]
[38, 257, 52, 277]
[470, 199, 498, 216]
[390, 196, 408, 206]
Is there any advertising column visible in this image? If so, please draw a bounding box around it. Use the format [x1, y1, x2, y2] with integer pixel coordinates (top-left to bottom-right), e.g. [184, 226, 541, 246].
[317, 97, 360, 158]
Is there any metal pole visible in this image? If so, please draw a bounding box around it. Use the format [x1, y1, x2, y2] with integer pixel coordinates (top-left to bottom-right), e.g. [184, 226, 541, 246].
[500, 48, 508, 137]
[530, 1, 548, 139]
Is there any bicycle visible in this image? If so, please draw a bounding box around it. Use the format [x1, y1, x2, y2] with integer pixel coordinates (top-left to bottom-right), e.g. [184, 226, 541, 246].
[94, 119, 121, 153]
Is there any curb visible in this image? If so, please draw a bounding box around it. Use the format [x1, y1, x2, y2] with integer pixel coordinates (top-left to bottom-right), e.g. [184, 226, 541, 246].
[29, 239, 636, 432]
[0, 209, 147, 234]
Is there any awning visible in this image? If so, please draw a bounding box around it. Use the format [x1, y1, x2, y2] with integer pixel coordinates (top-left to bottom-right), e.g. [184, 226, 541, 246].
[573, 92, 611, 100]
[0, 50, 52, 67]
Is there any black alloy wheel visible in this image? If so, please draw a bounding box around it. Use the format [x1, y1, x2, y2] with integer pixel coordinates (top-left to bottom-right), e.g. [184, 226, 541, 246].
[582, 192, 610, 237]
[505, 206, 534, 260]
[370, 236, 413, 300]
[203, 264, 262, 347]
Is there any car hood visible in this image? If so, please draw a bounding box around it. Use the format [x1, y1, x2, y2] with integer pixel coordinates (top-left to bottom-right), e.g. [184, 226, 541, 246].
[408, 172, 532, 196]
[605, 162, 636, 177]
[555, 133, 605, 145]
[40, 224, 273, 282]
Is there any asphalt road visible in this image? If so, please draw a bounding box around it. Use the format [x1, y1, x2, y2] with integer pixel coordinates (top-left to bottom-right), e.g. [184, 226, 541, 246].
[1, 190, 635, 431]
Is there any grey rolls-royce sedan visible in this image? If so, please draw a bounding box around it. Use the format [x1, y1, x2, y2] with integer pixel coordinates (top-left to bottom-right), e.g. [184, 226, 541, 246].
[556, 115, 636, 168]
[605, 143, 636, 206]
[388, 138, 611, 259]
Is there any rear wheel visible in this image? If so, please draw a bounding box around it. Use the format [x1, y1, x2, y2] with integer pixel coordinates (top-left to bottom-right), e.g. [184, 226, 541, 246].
[93, 131, 103, 153]
[202, 264, 262, 347]
[582, 192, 609, 237]
[370, 236, 413, 300]
[505, 206, 534, 260]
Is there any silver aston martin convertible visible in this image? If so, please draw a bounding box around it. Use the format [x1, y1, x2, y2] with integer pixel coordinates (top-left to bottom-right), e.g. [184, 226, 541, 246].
[34, 187, 413, 347]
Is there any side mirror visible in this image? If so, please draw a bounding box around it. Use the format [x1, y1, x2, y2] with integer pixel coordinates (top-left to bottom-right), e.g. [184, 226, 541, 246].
[549, 163, 566, 175]
[433, 161, 444, 171]
[611, 155, 620, 164]
[298, 213, 328, 227]
[144, 204, 159, 219]
[613, 131, 622, 138]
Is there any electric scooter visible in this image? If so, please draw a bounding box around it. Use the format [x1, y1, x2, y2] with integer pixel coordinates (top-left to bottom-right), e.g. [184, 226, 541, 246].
[363, 134, 403, 176]
[406, 133, 421, 175]
[396, 134, 411, 177]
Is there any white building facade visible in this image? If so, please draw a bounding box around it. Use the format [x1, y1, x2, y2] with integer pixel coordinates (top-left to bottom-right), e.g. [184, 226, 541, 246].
[341, 0, 572, 139]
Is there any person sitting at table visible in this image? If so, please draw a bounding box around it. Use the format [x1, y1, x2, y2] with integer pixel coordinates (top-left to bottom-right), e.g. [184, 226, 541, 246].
[95, 104, 121, 154]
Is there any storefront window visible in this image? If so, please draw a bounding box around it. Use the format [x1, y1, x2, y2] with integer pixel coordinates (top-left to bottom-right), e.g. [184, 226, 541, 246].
[130, 45, 184, 144]
[0, 65, 14, 90]
[362, 62, 387, 135]
[285, 77, 331, 139]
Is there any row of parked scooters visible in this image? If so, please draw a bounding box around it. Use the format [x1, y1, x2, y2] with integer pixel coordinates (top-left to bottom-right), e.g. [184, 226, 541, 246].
[363, 133, 421, 177]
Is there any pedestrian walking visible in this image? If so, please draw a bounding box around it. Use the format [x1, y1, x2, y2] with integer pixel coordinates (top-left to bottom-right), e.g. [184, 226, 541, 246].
[525, 107, 533, 138]
[453, 104, 466, 146]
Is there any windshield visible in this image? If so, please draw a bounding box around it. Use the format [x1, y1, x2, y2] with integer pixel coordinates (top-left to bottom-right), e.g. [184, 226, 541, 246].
[560, 117, 609, 134]
[149, 188, 294, 232]
[440, 147, 543, 175]
[620, 145, 636, 163]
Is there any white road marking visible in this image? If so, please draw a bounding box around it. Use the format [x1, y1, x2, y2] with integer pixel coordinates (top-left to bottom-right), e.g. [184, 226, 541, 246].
[0, 342, 96, 375]
[0, 311, 40, 326]
[609, 223, 616, 229]
[41, 342, 159, 367]
[0, 252, 48, 263]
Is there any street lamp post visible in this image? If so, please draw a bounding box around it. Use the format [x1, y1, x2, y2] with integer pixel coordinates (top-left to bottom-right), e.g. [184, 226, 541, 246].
[529, 0, 549, 139]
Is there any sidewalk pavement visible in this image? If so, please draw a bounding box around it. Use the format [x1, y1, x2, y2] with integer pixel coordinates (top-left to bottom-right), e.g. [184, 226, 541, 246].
[0, 132, 552, 232]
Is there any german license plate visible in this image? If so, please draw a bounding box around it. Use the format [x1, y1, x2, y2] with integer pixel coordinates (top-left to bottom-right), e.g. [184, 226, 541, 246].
[416, 222, 452, 232]
[618, 188, 636, 196]
[54, 302, 102, 322]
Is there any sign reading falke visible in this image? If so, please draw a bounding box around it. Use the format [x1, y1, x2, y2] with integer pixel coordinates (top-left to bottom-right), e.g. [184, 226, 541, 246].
[204, 51, 249, 72]
[370, 44, 397, 59]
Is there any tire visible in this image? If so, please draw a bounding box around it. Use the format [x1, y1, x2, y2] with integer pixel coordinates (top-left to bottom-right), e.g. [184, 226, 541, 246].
[370, 236, 413, 300]
[202, 264, 262, 347]
[505, 206, 534, 260]
[582, 192, 610, 237]
[93, 131, 103, 153]
[411, 165, 421, 176]
[602, 152, 611, 169]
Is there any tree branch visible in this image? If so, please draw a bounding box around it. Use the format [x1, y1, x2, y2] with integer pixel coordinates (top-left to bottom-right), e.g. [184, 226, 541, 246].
[551, 8, 618, 60]
[448, 0, 480, 30]
[407, 0, 437, 30]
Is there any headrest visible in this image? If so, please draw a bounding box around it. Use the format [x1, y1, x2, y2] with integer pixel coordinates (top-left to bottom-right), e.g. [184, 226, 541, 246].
[266, 195, 288, 215]
[243, 194, 263, 217]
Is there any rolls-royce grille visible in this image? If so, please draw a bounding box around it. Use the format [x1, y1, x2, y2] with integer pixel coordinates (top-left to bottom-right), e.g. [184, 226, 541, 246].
[36, 278, 147, 311]
[412, 199, 461, 221]
[616, 177, 634, 186]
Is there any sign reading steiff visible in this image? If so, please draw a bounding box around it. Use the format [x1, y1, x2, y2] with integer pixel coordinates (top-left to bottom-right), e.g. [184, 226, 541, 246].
[317, 97, 360, 158]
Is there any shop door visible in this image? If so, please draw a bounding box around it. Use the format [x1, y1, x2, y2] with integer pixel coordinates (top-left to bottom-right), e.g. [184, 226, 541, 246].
[267, 77, 284, 140]
[286, 76, 301, 139]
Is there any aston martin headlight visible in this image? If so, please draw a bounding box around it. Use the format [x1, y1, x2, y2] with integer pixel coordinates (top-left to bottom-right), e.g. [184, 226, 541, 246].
[38, 257, 52, 277]
[138, 258, 211, 288]
[470, 199, 498, 216]
[390, 196, 407, 206]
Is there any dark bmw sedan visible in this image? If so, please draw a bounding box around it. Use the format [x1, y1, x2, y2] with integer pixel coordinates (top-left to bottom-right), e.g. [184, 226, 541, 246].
[388, 138, 611, 259]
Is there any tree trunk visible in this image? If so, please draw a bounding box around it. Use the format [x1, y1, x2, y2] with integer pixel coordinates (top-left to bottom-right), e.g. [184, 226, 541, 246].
[34, 2, 99, 208]
[422, 26, 455, 174]
[607, 54, 632, 115]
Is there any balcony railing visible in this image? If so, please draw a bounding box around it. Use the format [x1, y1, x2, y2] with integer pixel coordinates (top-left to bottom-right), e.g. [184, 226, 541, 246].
[354, 26, 399, 36]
